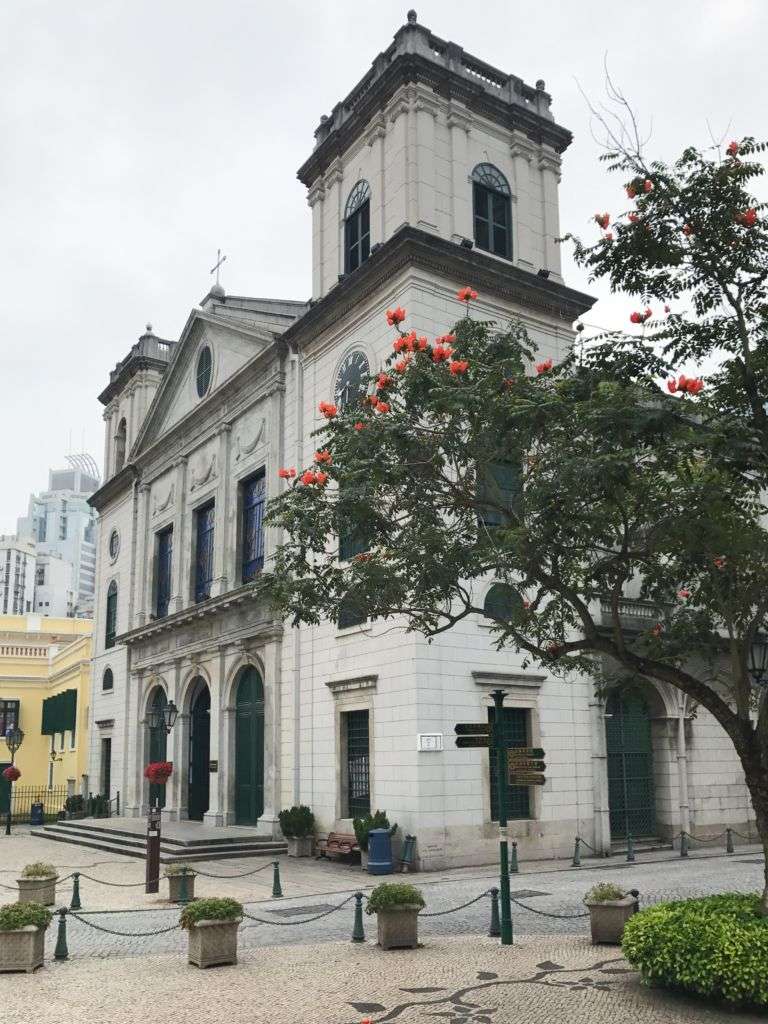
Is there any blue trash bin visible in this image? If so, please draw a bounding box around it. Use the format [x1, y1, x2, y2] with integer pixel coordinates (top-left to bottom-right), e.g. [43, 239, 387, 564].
[367, 828, 393, 875]
[30, 802, 44, 826]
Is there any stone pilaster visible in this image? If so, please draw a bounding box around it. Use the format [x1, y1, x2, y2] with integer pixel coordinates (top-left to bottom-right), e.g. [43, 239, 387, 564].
[211, 425, 232, 598]
[538, 146, 563, 280]
[447, 106, 472, 242]
[169, 457, 187, 612]
[203, 648, 225, 826]
[135, 484, 151, 627]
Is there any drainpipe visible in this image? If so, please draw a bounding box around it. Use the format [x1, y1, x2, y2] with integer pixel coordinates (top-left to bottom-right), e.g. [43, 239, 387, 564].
[676, 695, 691, 836]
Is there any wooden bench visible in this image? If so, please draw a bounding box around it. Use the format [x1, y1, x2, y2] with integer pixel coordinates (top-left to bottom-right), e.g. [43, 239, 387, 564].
[316, 832, 359, 860]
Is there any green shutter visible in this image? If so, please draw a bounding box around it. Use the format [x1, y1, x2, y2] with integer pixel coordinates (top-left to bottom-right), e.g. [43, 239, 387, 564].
[41, 690, 77, 735]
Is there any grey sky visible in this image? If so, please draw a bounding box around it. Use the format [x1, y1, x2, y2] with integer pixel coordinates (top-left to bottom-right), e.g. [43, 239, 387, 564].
[1, 0, 766, 532]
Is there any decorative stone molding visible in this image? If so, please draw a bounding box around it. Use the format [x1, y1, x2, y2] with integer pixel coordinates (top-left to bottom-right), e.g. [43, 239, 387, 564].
[234, 417, 267, 461]
[364, 117, 387, 147]
[509, 131, 536, 163]
[152, 483, 175, 518]
[415, 95, 440, 119]
[472, 671, 545, 690]
[307, 181, 326, 208]
[325, 674, 378, 696]
[190, 452, 217, 491]
[324, 159, 344, 188]
[95, 719, 115, 728]
[387, 96, 410, 124]
[446, 107, 472, 133]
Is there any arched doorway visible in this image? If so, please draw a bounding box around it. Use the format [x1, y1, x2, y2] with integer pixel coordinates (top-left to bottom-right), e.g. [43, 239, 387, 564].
[187, 682, 210, 821]
[606, 689, 657, 840]
[147, 687, 167, 810]
[234, 666, 264, 825]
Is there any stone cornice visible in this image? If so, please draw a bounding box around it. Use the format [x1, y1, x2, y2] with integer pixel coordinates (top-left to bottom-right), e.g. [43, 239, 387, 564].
[472, 671, 546, 688]
[88, 465, 136, 512]
[325, 674, 378, 696]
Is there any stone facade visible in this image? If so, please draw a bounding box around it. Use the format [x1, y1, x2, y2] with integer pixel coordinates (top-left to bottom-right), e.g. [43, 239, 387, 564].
[86, 14, 756, 869]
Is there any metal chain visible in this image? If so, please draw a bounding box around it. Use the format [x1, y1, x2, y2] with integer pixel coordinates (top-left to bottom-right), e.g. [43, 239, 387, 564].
[193, 861, 274, 879]
[241, 893, 357, 927]
[575, 836, 597, 852]
[69, 911, 181, 937]
[0, 872, 72, 891]
[681, 830, 727, 845]
[77, 873, 161, 887]
[420, 891, 491, 917]
[731, 829, 757, 840]
[508, 895, 590, 919]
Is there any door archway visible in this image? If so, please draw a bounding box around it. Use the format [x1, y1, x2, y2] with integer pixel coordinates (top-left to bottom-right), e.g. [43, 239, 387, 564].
[187, 682, 210, 821]
[234, 666, 265, 825]
[147, 687, 167, 810]
[605, 689, 657, 840]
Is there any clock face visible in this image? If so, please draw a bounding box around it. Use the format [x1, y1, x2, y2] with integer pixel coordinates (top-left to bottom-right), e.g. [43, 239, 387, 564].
[335, 350, 370, 410]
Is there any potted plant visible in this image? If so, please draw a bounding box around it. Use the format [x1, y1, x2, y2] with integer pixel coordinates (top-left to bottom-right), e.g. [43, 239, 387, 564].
[165, 863, 197, 902]
[353, 811, 397, 870]
[583, 882, 639, 944]
[0, 902, 52, 973]
[144, 761, 173, 786]
[278, 805, 315, 857]
[17, 863, 59, 907]
[180, 897, 242, 968]
[365, 882, 425, 950]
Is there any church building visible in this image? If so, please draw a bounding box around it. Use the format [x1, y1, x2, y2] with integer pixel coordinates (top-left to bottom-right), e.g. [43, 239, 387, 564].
[87, 13, 755, 868]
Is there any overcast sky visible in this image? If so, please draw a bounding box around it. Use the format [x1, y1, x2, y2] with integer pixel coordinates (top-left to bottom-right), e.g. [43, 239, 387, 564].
[1, 0, 766, 532]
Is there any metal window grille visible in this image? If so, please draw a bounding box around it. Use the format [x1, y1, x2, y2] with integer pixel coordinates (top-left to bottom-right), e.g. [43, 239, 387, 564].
[345, 199, 371, 273]
[155, 527, 173, 618]
[488, 706, 531, 821]
[345, 709, 370, 818]
[0, 699, 20, 734]
[472, 164, 511, 259]
[194, 503, 215, 602]
[606, 690, 657, 839]
[241, 472, 265, 581]
[104, 582, 118, 649]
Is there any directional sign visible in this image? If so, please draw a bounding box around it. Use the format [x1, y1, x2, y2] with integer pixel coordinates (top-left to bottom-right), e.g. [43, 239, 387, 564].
[454, 723, 491, 736]
[455, 735, 490, 749]
[506, 757, 546, 772]
[507, 747, 545, 760]
[508, 772, 547, 786]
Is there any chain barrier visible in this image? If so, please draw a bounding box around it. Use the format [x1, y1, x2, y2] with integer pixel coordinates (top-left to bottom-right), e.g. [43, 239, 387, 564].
[69, 911, 181, 938]
[193, 861, 274, 879]
[241, 892, 357, 928]
[77, 873, 161, 888]
[420, 891, 491, 917]
[508, 895, 590, 919]
[0, 871, 72, 891]
[575, 836, 597, 852]
[681, 830, 727, 845]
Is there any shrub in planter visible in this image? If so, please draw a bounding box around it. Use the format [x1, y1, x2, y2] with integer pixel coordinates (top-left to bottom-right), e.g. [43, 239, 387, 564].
[622, 893, 768, 1009]
[353, 810, 397, 853]
[180, 897, 242, 969]
[366, 882, 425, 950]
[17, 863, 58, 907]
[583, 882, 637, 945]
[164, 863, 197, 902]
[278, 805, 315, 857]
[0, 902, 52, 973]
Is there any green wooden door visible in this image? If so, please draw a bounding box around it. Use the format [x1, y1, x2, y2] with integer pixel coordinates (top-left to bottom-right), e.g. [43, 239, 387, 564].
[235, 667, 264, 825]
[606, 690, 657, 839]
[148, 689, 167, 809]
[187, 686, 210, 821]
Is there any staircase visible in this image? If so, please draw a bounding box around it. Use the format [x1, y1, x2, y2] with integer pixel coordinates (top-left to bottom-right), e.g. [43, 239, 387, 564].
[32, 818, 287, 864]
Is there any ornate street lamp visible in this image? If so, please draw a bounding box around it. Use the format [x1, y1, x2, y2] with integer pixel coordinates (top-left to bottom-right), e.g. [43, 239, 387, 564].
[748, 634, 768, 687]
[4, 726, 24, 836]
[143, 700, 178, 894]
[147, 700, 178, 734]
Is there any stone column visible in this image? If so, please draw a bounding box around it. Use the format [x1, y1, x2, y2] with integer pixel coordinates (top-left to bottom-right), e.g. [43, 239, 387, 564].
[324, 159, 344, 285]
[259, 635, 283, 838]
[307, 180, 326, 300]
[447, 107, 472, 242]
[134, 484, 151, 627]
[124, 668, 143, 816]
[676, 696, 691, 836]
[169, 458, 187, 613]
[538, 146, 563, 281]
[211, 424, 232, 598]
[415, 95, 439, 233]
[164, 658, 184, 821]
[590, 697, 612, 854]
[102, 408, 114, 481]
[386, 94, 410, 235]
[127, 386, 137, 456]
[203, 649, 225, 826]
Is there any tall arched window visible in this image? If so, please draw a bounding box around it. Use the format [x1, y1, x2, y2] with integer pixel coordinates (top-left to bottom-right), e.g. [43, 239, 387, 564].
[483, 583, 521, 623]
[105, 581, 118, 649]
[344, 180, 371, 273]
[102, 667, 114, 691]
[114, 419, 127, 473]
[472, 164, 511, 258]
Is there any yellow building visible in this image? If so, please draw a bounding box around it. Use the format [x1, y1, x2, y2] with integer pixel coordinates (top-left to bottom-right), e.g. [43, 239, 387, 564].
[0, 614, 92, 822]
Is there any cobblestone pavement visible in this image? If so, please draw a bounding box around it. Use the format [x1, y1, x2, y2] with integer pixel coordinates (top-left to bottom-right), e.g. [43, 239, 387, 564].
[2, 935, 763, 1024]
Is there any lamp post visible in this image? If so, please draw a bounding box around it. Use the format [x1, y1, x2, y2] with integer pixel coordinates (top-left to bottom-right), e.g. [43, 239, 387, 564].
[748, 634, 768, 687]
[4, 726, 25, 836]
[144, 700, 178, 893]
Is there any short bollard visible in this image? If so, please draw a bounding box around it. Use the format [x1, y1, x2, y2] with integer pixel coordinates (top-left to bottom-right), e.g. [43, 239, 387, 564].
[488, 887, 501, 938]
[509, 840, 519, 874]
[272, 860, 283, 899]
[70, 872, 82, 910]
[54, 907, 69, 962]
[726, 828, 734, 855]
[572, 838, 581, 867]
[680, 832, 689, 858]
[351, 892, 365, 943]
[626, 835, 635, 862]
[178, 868, 190, 905]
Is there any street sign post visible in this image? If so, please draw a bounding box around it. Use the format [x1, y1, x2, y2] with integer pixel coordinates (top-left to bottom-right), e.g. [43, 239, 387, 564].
[508, 773, 547, 786]
[454, 723, 491, 736]
[455, 735, 490, 748]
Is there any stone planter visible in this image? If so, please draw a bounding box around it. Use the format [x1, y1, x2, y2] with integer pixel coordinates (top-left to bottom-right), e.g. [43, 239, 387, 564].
[376, 906, 421, 950]
[187, 918, 241, 968]
[0, 925, 46, 973]
[286, 836, 313, 858]
[167, 873, 196, 902]
[585, 894, 638, 944]
[17, 876, 58, 907]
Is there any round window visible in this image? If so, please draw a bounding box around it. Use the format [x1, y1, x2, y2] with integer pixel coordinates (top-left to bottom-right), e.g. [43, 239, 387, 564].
[196, 346, 213, 398]
[108, 529, 120, 561]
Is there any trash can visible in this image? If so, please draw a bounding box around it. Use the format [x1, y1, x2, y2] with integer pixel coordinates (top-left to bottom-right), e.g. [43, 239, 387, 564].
[30, 802, 44, 826]
[367, 828, 393, 875]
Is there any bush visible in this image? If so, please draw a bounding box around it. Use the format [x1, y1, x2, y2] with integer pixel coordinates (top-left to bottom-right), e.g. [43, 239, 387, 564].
[21, 862, 57, 879]
[0, 902, 53, 931]
[622, 893, 768, 1008]
[584, 882, 626, 903]
[179, 897, 243, 930]
[164, 862, 196, 877]
[64, 795, 84, 814]
[366, 883, 425, 915]
[353, 810, 397, 852]
[278, 805, 315, 839]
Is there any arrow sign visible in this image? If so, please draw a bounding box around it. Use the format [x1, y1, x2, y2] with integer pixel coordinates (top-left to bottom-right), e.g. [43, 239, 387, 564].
[507, 747, 545, 760]
[508, 772, 547, 786]
[455, 735, 490, 748]
[454, 723, 491, 736]
[506, 758, 546, 772]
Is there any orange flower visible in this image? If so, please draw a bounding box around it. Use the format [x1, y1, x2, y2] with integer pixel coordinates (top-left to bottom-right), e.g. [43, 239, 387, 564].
[300, 470, 317, 485]
[737, 208, 758, 227]
[314, 450, 332, 464]
[449, 359, 469, 375]
[436, 334, 456, 345]
[643, 179, 653, 193]
[393, 330, 417, 353]
[594, 212, 610, 229]
[354, 422, 365, 431]
[314, 471, 328, 486]
[677, 588, 691, 599]
[714, 556, 726, 569]
[385, 306, 406, 326]
[394, 356, 412, 373]
[682, 223, 694, 236]
[318, 401, 337, 418]
[377, 373, 393, 391]
[626, 184, 637, 199]
[431, 344, 453, 363]
[375, 400, 391, 414]
[651, 622, 663, 637]
[535, 358, 553, 375]
[457, 286, 478, 302]
[726, 140, 739, 157]
[604, 231, 614, 242]
[628, 212, 640, 224]
[278, 467, 297, 479]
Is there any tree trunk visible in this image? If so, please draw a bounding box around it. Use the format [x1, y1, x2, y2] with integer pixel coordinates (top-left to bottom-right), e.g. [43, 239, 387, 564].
[741, 752, 768, 916]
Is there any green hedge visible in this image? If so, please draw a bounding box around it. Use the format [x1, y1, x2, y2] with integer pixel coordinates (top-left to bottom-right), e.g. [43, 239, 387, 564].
[622, 893, 768, 1008]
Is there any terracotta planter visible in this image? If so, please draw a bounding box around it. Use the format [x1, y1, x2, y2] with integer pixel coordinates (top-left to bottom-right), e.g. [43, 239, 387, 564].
[17, 876, 58, 907]
[167, 873, 196, 902]
[376, 906, 421, 950]
[286, 836, 313, 858]
[585, 894, 638, 944]
[0, 925, 46, 973]
[187, 918, 241, 968]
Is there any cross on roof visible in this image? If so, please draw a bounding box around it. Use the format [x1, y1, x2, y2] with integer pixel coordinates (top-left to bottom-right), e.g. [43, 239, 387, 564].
[210, 248, 227, 286]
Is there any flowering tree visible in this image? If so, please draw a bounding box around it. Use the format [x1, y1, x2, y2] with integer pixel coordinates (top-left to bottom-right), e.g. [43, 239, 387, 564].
[265, 138, 768, 911]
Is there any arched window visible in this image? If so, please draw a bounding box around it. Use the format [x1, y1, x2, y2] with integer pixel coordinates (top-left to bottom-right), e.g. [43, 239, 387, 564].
[344, 180, 371, 273]
[472, 163, 511, 258]
[102, 668, 114, 692]
[338, 590, 367, 630]
[114, 419, 127, 474]
[105, 581, 118, 649]
[483, 583, 521, 623]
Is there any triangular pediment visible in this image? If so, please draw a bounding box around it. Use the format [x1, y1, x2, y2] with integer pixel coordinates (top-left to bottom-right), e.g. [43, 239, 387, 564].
[131, 310, 276, 458]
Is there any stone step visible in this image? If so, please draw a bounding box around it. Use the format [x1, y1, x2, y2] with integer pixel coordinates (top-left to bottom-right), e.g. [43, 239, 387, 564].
[47, 819, 279, 848]
[610, 837, 673, 856]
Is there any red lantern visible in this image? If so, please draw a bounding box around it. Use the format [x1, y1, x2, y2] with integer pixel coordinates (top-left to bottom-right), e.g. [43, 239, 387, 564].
[143, 761, 173, 785]
[2, 765, 21, 783]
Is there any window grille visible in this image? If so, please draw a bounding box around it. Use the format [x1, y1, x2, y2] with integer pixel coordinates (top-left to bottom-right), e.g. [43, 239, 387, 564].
[345, 709, 370, 818]
[155, 527, 173, 618]
[488, 706, 531, 820]
[241, 472, 266, 581]
[344, 180, 371, 273]
[104, 581, 118, 649]
[472, 163, 511, 258]
[194, 503, 215, 602]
